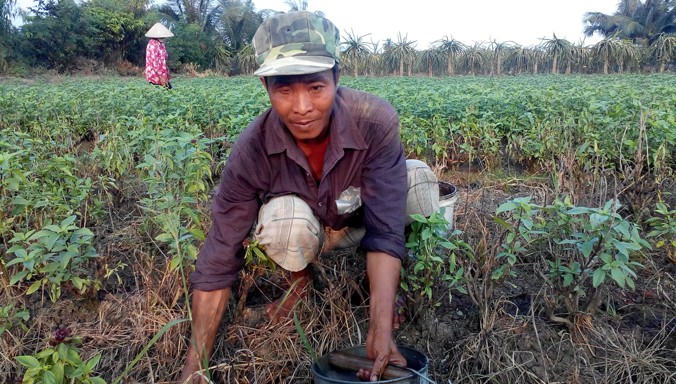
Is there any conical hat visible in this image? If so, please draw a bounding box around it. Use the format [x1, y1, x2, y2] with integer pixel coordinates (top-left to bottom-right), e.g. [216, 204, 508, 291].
[145, 23, 174, 38]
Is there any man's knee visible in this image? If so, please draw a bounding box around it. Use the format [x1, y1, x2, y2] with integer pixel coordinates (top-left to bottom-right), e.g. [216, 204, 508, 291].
[405, 159, 439, 223]
[253, 195, 321, 272]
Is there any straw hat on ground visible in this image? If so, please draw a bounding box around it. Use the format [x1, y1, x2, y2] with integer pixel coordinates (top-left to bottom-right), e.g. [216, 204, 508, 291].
[145, 23, 174, 38]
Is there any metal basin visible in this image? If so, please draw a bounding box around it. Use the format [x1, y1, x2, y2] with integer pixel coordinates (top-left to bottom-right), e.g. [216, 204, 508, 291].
[311, 345, 429, 383]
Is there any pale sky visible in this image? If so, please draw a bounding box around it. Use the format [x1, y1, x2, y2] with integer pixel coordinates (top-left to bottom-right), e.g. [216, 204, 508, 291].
[14, 0, 620, 48]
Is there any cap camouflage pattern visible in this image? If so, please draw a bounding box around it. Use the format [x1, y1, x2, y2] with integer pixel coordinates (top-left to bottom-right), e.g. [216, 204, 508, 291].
[253, 11, 340, 76]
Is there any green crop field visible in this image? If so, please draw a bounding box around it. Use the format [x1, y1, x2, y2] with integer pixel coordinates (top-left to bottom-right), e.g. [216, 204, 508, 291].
[1, 74, 675, 383]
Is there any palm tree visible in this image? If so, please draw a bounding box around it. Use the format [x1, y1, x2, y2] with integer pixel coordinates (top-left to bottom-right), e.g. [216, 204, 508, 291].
[541, 34, 573, 74]
[341, 29, 371, 77]
[459, 43, 488, 75]
[435, 35, 465, 75]
[383, 33, 417, 76]
[217, 0, 263, 52]
[526, 46, 545, 74]
[236, 43, 255, 74]
[584, 0, 676, 46]
[567, 40, 589, 74]
[504, 45, 529, 75]
[160, 0, 218, 32]
[489, 40, 512, 76]
[416, 46, 444, 77]
[614, 39, 640, 73]
[650, 33, 676, 71]
[593, 38, 627, 74]
[284, 0, 308, 11]
[367, 39, 384, 76]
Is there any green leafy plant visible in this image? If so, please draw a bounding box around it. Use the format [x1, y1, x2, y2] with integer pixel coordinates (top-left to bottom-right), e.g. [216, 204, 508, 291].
[645, 199, 675, 263]
[5, 215, 99, 302]
[496, 197, 650, 327]
[16, 327, 106, 384]
[0, 304, 29, 336]
[402, 211, 464, 306]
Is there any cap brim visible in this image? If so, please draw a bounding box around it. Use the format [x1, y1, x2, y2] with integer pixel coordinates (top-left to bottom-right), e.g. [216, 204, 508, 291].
[254, 56, 335, 76]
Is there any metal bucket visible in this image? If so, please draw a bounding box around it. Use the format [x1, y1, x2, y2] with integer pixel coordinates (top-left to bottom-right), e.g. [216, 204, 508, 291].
[438, 181, 458, 230]
[311, 345, 429, 383]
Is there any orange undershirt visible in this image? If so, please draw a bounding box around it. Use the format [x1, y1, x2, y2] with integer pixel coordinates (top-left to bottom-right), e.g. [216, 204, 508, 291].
[296, 132, 330, 182]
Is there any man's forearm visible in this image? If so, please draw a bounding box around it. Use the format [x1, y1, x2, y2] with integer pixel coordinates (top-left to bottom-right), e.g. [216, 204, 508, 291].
[366, 251, 401, 332]
[184, 288, 231, 370]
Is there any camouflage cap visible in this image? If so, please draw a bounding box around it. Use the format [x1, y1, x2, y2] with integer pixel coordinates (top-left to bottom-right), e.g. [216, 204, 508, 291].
[253, 11, 340, 76]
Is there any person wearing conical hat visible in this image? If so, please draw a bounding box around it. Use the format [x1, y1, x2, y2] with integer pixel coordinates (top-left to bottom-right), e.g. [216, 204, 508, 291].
[145, 22, 173, 89]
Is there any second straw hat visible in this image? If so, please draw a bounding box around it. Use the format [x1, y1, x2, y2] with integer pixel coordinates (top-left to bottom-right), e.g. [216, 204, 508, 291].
[145, 23, 174, 38]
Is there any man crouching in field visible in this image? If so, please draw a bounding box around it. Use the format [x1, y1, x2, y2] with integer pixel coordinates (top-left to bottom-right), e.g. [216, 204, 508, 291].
[178, 10, 439, 383]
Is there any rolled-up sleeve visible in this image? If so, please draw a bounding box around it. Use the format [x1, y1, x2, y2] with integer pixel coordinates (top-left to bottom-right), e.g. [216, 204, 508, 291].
[190, 141, 261, 291]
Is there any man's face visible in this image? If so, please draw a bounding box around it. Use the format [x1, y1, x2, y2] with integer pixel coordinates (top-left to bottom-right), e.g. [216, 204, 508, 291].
[262, 69, 338, 141]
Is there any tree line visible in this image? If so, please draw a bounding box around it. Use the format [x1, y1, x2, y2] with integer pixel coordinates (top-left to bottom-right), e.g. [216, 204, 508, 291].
[0, 0, 674, 76]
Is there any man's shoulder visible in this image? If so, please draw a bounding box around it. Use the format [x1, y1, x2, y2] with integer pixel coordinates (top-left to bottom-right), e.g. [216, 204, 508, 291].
[336, 86, 397, 121]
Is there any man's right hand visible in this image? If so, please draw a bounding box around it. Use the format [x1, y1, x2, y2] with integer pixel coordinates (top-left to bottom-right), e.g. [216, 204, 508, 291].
[178, 288, 231, 383]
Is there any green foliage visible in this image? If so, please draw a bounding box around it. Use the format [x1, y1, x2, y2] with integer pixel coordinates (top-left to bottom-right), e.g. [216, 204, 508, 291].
[243, 239, 275, 270]
[18, 0, 89, 71]
[0, 303, 29, 336]
[0, 0, 18, 73]
[402, 211, 465, 305]
[646, 199, 676, 259]
[16, 329, 106, 384]
[4, 215, 99, 302]
[496, 197, 650, 321]
[137, 130, 216, 271]
[165, 21, 218, 71]
[82, 2, 147, 65]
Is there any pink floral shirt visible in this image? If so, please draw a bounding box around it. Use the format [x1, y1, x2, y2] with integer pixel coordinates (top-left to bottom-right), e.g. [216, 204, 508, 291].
[145, 39, 170, 85]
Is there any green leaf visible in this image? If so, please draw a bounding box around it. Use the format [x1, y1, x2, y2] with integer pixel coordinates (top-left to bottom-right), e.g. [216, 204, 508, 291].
[50, 362, 65, 382]
[43, 370, 58, 384]
[612, 239, 641, 256]
[496, 201, 517, 214]
[73, 228, 94, 237]
[43, 225, 62, 233]
[493, 216, 511, 230]
[566, 207, 590, 215]
[610, 268, 626, 288]
[592, 269, 605, 287]
[155, 233, 174, 243]
[4, 257, 26, 268]
[26, 280, 42, 295]
[579, 238, 597, 258]
[85, 353, 101, 371]
[16, 355, 40, 368]
[9, 270, 30, 285]
[189, 228, 206, 241]
[169, 257, 181, 271]
[71, 276, 84, 291]
[89, 377, 107, 384]
[562, 274, 573, 287]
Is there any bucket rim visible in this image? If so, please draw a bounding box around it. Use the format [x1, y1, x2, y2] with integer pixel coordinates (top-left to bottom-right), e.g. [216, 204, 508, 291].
[438, 180, 457, 198]
[311, 345, 429, 383]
